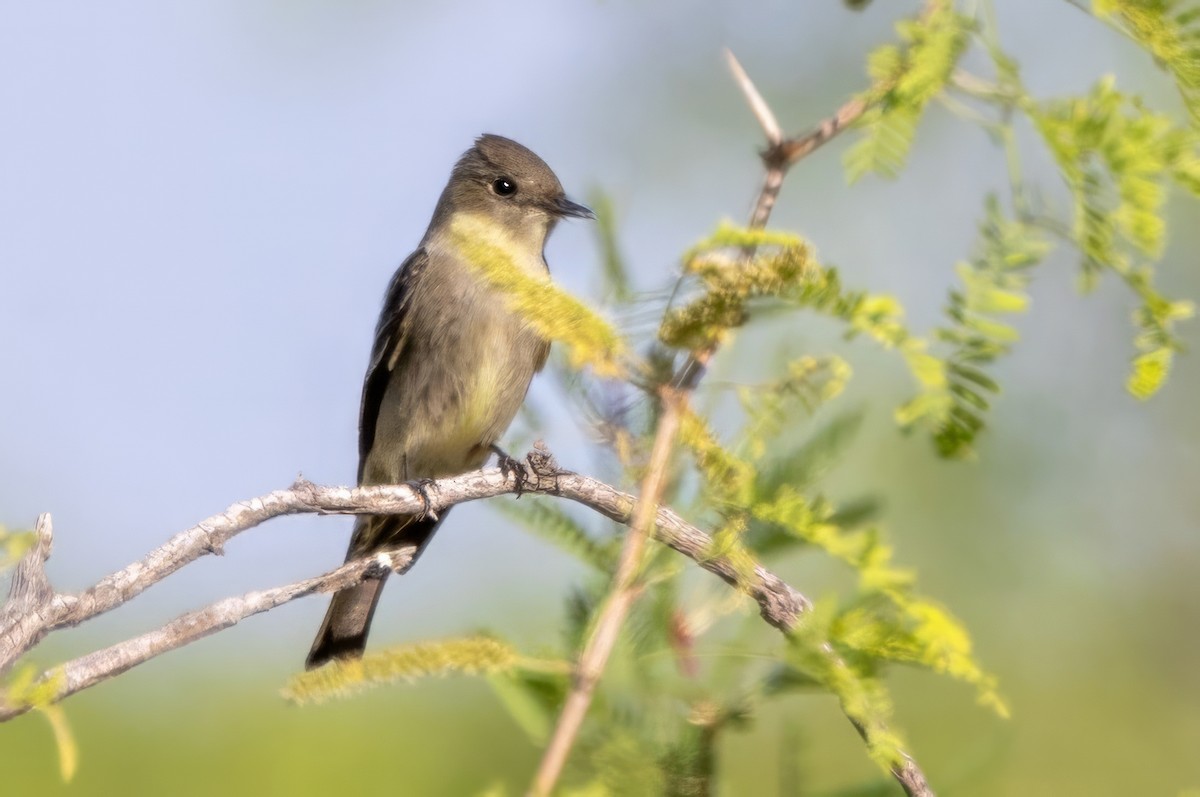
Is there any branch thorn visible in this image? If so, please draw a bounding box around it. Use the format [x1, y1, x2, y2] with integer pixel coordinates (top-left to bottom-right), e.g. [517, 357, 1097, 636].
[724, 48, 783, 146]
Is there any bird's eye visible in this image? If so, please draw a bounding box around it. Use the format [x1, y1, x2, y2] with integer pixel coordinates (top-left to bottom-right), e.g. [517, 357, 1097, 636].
[492, 177, 517, 197]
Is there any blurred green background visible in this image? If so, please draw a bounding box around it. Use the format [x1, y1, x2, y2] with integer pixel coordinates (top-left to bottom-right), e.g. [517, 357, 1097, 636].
[2, 1, 1197, 794]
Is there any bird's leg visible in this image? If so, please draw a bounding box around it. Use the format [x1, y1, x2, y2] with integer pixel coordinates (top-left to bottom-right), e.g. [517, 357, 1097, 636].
[408, 478, 440, 521]
[490, 444, 527, 496]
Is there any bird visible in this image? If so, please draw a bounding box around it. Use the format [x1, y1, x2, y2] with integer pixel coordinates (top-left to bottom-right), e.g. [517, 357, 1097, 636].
[306, 134, 593, 670]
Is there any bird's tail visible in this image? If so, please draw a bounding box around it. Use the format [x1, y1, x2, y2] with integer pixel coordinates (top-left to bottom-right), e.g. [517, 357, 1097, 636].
[305, 577, 386, 670]
[305, 512, 443, 670]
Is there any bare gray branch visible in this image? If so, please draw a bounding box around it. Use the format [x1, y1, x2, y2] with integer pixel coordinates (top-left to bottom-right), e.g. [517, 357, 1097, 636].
[0, 455, 808, 720]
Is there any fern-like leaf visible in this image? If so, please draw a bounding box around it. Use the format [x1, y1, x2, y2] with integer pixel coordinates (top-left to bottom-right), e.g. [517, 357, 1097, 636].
[496, 498, 617, 572]
[486, 668, 567, 745]
[844, 1, 971, 182]
[833, 594, 1008, 717]
[786, 602, 908, 773]
[283, 636, 519, 704]
[449, 213, 627, 377]
[1032, 77, 1197, 397]
[921, 196, 1048, 457]
[1095, 0, 1200, 124]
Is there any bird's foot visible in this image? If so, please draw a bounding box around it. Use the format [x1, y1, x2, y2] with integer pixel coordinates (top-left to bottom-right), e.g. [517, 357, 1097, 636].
[409, 478, 440, 521]
[491, 444, 527, 496]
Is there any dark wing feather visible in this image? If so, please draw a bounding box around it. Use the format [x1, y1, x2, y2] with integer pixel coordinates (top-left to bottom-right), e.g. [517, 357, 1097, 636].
[357, 248, 428, 483]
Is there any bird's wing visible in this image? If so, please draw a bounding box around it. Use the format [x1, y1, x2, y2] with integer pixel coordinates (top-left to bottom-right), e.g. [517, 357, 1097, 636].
[357, 247, 428, 483]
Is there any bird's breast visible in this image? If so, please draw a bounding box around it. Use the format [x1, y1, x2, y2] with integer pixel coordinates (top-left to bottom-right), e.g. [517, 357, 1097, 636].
[369, 234, 547, 481]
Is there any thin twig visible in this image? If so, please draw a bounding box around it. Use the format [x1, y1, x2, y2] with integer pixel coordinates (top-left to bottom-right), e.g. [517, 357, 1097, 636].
[744, 86, 871, 240]
[674, 61, 871, 391]
[528, 390, 684, 796]
[725, 48, 784, 145]
[0, 548, 416, 722]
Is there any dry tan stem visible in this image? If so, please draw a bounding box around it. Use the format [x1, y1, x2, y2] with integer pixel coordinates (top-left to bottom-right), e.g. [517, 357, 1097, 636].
[528, 390, 684, 796]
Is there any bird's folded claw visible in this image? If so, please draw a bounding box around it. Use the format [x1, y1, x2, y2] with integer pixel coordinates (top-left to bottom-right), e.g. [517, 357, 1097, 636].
[409, 478, 440, 521]
[491, 444, 527, 496]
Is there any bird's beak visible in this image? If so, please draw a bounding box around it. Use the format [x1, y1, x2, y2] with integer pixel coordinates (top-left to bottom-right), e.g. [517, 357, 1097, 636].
[553, 196, 595, 219]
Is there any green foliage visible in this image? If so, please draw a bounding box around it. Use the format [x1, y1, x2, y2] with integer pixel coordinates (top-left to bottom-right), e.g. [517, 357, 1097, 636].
[0, 524, 37, 570]
[587, 730, 668, 795]
[786, 593, 1008, 778]
[449, 213, 628, 378]
[1031, 76, 1198, 398]
[845, 0, 1200, 429]
[40, 705, 77, 782]
[845, 0, 971, 181]
[833, 595, 1008, 716]
[1126, 271, 1196, 398]
[736, 355, 853, 462]
[662, 223, 924, 359]
[282, 636, 524, 704]
[5, 664, 76, 782]
[750, 406, 864, 497]
[746, 412, 876, 557]
[678, 406, 756, 509]
[675, 355, 860, 587]
[787, 603, 907, 770]
[659, 223, 817, 350]
[668, 221, 1013, 457]
[485, 668, 567, 745]
[495, 499, 618, 572]
[924, 197, 1048, 457]
[670, 303, 1006, 780]
[4, 662, 64, 709]
[1032, 76, 1196, 264]
[1095, 0, 1200, 124]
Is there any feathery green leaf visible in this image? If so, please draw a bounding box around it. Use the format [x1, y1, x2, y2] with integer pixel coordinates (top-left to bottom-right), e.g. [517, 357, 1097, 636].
[450, 213, 627, 377]
[283, 636, 520, 704]
[845, 1, 971, 181]
[1032, 77, 1197, 397]
[496, 498, 618, 572]
[920, 196, 1048, 457]
[486, 668, 567, 745]
[1095, 0, 1200, 124]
